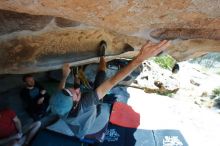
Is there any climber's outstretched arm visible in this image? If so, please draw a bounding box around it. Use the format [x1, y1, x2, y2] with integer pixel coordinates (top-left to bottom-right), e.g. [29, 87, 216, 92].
[96, 40, 170, 99]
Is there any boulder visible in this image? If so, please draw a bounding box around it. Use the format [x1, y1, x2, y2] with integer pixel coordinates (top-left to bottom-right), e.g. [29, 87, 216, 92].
[0, 1, 219, 74]
[130, 60, 179, 95]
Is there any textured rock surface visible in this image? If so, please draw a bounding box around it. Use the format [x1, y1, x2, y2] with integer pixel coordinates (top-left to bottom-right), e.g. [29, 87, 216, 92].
[0, 1, 220, 74]
[1, 0, 219, 32]
[150, 28, 220, 40]
[0, 9, 145, 74]
[132, 60, 179, 94]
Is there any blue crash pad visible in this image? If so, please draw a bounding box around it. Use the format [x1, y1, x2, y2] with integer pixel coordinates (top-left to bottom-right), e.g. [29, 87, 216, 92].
[153, 130, 188, 146]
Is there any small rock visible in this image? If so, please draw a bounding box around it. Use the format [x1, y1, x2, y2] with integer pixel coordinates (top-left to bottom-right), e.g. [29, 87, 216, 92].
[190, 79, 200, 86]
[201, 92, 208, 97]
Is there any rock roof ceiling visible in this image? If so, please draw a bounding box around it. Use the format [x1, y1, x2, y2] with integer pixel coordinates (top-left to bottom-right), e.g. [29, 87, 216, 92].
[0, 0, 219, 74]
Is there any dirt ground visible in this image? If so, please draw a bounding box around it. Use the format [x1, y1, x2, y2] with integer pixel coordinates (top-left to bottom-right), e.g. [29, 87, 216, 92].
[123, 61, 220, 146]
[126, 87, 220, 146]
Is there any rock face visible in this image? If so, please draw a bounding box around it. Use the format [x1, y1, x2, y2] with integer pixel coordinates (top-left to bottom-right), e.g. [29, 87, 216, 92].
[0, 9, 145, 74]
[132, 61, 179, 95]
[0, 1, 219, 74]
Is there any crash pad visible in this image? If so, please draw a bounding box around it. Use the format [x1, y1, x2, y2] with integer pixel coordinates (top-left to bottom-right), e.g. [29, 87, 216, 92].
[31, 129, 88, 146]
[95, 124, 188, 146]
[95, 123, 155, 146]
[153, 130, 188, 146]
[110, 102, 140, 128]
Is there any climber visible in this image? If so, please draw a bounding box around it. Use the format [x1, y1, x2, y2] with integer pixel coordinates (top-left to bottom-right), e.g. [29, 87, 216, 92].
[49, 40, 170, 138]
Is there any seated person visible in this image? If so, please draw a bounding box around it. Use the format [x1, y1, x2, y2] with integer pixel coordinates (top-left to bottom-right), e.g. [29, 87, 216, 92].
[0, 108, 41, 146]
[20, 74, 50, 120]
[49, 40, 170, 138]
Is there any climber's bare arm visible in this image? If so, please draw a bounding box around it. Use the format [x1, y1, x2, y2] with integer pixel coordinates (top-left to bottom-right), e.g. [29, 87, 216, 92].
[58, 64, 71, 90]
[96, 40, 170, 99]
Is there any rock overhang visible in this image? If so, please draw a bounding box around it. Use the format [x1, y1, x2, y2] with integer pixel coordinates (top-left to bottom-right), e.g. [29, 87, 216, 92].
[0, 0, 219, 74]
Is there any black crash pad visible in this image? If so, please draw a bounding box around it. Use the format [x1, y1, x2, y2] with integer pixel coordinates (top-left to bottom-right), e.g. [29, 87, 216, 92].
[31, 130, 88, 146]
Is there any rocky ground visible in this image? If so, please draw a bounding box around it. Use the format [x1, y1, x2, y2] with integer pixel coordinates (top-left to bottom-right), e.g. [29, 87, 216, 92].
[171, 61, 220, 111]
[122, 60, 220, 146]
[126, 59, 220, 111]
[126, 87, 220, 146]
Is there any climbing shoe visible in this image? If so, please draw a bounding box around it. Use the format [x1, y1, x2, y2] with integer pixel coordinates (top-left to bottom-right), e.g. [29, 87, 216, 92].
[98, 40, 107, 57]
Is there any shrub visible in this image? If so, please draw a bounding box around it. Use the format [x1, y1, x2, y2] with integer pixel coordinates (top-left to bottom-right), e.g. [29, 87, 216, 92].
[153, 55, 176, 70]
[158, 92, 173, 97]
[212, 87, 220, 97]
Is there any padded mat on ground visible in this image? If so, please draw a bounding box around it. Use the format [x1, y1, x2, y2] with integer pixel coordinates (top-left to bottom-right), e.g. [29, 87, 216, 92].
[31, 129, 88, 146]
[95, 123, 155, 146]
[153, 130, 188, 146]
[110, 102, 140, 128]
[96, 123, 188, 146]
